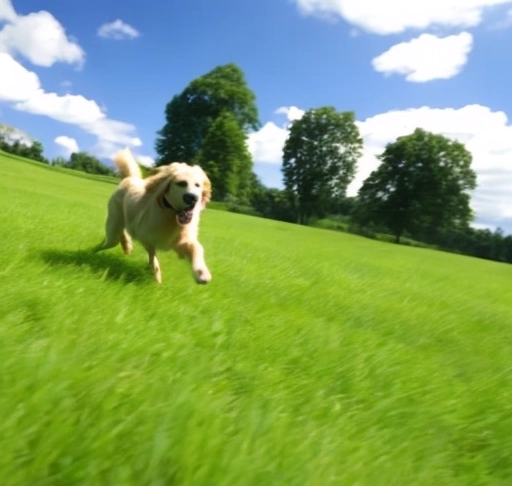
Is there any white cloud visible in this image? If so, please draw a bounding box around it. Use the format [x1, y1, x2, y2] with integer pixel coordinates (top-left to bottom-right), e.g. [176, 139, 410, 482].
[0, 3, 142, 159]
[248, 104, 512, 231]
[16, 92, 105, 125]
[0, 53, 142, 157]
[54, 135, 79, 155]
[246, 106, 305, 164]
[97, 19, 140, 40]
[247, 122, 290, 164]
[0, 0, 16, 22]
[0, 4, 84, 67]
[0, 52, 39, 101]
[372, 32, 473, 82]
[275, 106, 305, 122]
[292, 0, 512, 34]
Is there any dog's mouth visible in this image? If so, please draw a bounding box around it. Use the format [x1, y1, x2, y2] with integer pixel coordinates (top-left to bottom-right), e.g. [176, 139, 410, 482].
[176, 208, 194, 225]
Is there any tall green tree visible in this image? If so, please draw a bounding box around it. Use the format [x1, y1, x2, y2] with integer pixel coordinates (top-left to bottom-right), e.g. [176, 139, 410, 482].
[282, 107, 363, 225]
[352, 128, 477, 243]
[196, 111, 253, 202]
[155, 63, 260, 164]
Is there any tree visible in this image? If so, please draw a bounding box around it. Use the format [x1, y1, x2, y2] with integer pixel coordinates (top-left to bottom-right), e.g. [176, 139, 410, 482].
[196, 111, 254, 202]
[66, 152, 115, 176]
[51, 156, 67, 167]
[251, 186, 295, 222]
[281, 107, 363, 225]
[155, 63, 260, 164]
[25, 141, 47, 163]
[352, 128, 477, 243]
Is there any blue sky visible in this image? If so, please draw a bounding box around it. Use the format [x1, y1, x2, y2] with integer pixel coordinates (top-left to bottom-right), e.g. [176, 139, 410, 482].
[1, 0, 512, 232]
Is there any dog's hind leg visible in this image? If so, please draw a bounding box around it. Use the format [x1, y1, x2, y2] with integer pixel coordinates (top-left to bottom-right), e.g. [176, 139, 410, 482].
[95, 195, 126, 252]
[146, 247, 162, 284]
[120, 230, 133, 255]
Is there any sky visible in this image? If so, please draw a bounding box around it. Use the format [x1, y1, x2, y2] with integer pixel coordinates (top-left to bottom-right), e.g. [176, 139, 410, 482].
[1, 0, 511, 232]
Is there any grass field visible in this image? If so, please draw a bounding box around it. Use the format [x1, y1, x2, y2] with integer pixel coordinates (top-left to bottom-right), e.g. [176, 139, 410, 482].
[1, 151, 512, 485]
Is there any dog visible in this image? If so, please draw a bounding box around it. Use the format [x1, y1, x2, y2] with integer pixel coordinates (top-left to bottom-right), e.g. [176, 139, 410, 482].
[95, 148, 212, 284]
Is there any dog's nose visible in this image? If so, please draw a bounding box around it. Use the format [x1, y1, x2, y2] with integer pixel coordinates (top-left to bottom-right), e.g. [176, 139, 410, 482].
[183, 193, 198, 206]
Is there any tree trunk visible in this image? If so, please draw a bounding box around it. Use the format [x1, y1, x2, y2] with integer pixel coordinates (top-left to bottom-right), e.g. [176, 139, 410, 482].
[297, 210, 308, 225]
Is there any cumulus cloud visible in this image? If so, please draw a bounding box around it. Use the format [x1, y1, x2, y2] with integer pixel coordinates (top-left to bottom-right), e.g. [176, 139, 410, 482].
[275, 106, 306, 122]
[247, 107, 305, 164]
[248, 122, 289, 164]
[247, 104, 512, 231]
[97, 19, 140, 40]
[372, 32, 473, 82]
[0, 1, 84, 67]
[292, 0, 512, 34]
[0, 52, 39, 101]
[16, 91, 105, 126]
[0, 53, 142, 156]
[54, 135, 79, 155]
[0, 1, 143, 159]
[0, 0, 16, 22]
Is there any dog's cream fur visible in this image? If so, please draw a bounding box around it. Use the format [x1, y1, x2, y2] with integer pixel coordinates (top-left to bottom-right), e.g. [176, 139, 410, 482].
[96, 148, 212, 284]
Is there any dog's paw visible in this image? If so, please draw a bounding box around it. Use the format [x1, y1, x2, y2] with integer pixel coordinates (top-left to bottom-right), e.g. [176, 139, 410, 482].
[194, 267, 211, 285]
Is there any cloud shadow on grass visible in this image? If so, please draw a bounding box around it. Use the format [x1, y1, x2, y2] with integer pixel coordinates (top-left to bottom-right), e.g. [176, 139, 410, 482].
[40, 249, 151, 284]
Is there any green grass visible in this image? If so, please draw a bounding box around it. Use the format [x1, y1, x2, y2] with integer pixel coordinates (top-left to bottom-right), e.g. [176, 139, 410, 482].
[1, 153, 512, 486]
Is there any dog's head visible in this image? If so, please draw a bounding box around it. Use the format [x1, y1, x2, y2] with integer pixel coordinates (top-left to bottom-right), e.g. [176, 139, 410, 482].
[159, 163, 211, 225]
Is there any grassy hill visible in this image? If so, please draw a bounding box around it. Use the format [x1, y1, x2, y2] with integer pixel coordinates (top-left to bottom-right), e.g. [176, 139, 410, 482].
[1, 152, 511, 485]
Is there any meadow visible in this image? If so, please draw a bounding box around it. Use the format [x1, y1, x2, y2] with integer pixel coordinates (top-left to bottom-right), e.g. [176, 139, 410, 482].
[1, 151, 511, 485]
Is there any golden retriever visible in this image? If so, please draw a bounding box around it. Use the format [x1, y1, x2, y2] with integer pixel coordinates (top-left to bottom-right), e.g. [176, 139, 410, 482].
[95, 148, 212, 284]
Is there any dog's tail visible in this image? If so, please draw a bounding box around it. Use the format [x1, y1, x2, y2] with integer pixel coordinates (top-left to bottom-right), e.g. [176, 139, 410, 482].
[113, 148, 142, 180]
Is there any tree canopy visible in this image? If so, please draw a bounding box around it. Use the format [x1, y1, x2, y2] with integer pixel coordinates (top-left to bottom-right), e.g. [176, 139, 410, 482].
[196, 111, 254, 202]
[352, 128, 477, 243]
[155, 63, 260, 164]
[282, 107, 363, 224]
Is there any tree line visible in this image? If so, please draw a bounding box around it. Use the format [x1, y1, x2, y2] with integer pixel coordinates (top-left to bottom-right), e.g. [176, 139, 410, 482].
[0, 124, 47, 163]
[154, 63, 512, 264]
[1, 125, 115, 176]
[51, 153, 116, 176]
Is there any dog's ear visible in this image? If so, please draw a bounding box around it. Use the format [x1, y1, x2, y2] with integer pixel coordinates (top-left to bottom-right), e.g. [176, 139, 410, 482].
[201, 171, 212, 209]
[160, 164, 181, 198]
[146, 163, 179, 196]
[166, 164, 181, 184]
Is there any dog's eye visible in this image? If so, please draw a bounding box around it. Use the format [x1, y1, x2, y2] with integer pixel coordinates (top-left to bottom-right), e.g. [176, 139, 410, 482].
[195, 183, 200, 188]
[176, 181, 187, 188]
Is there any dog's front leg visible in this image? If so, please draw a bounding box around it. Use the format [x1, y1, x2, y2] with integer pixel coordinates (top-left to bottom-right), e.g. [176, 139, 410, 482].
[177, 241, 211, 284]
[146, 247, 162, 284]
